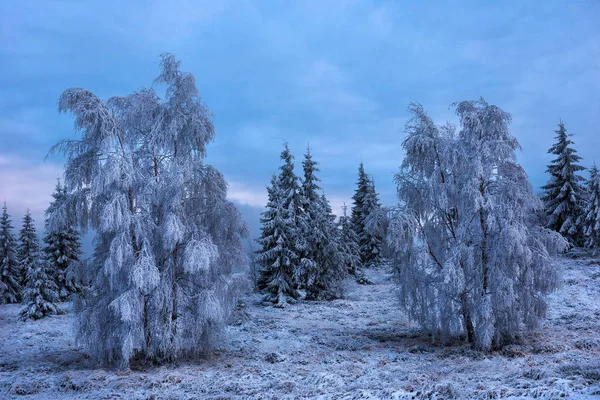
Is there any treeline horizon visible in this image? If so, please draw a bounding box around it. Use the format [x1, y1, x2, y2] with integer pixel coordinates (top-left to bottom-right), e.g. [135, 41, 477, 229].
[0, 54, 598, 369]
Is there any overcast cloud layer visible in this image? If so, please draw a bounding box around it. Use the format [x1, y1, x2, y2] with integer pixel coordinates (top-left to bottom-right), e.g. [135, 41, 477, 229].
[1, 0, 599, 239]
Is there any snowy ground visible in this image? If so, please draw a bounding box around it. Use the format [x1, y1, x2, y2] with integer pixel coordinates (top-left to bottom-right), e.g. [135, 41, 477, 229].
[1, 257, 600, 399]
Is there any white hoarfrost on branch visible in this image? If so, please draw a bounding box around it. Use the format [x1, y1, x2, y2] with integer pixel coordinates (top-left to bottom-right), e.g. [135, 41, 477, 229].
[52, 54, 248, 368]
[389, 99, 567, 350]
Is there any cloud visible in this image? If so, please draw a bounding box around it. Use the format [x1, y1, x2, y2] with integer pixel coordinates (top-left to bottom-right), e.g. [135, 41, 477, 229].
[113, 0, 233, 44]
[227, 181, 268, 209]
[291, 59, 378, 119]
[0, 118, 42, 138]
[369, 5, 393, 37]
[1, 0, 598, 236]
[0, 155, 62, 225]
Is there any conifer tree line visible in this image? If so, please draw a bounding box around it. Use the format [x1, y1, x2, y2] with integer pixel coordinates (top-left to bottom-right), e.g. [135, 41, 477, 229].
[528, 119, 600, 252]
[2, 53, 599, 367]
[0, 180, 83, 320]
[255, 145, 383, 306]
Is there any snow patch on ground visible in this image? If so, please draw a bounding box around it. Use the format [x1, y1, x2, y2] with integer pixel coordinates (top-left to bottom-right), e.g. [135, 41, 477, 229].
[1, 258, 600, 399]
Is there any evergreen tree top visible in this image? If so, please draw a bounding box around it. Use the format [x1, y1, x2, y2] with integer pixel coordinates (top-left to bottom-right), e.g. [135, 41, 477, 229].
[1, 202, 14, 231]
[590, 163, 599, 179]
[302, 146, 321, 204]
[276, 143, 304, 222]
[351, 163, 369, 206]
[20, 211, 36, 235]
[44, 179, 75, 233]
[545, 122, 586, 176]
[364, 176, 381, 207]
[19, 210, 39, 252]
[279, 143, 298, 185]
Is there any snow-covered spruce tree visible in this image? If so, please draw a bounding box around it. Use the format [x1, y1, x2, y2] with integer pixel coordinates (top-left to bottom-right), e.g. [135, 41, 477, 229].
[362, 178, 383, 264]
[256, 175, 300, 306]
[351, 163, 368, 260]
[43, 180, 83, 300]
[17, 210, 41, 290]
[52, 54, 248, 367]
[298, 148, 346, 300]
[351, 164, 383, 267]
[392, 100, 566, 351]
[338, 203, 360, 276]
[541, 122, 586, 246]
[278, 144, 306, 236]
[276, 143, 306, 285]
[20, 257, 61, 320]
[583, 163, 600, 251]
[0, 203, 21, 303]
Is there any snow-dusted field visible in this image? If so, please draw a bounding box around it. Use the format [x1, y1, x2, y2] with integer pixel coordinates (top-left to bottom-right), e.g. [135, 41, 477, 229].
[1, 257, 600, 399]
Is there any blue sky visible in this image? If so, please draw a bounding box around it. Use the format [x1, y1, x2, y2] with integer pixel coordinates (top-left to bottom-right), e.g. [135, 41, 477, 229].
[0, 0, 599, 239]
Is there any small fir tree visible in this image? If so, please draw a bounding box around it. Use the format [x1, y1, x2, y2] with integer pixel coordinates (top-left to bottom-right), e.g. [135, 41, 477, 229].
[351, 164, 383, 267]
[276, 143, 306, 285]
[308, 194, 346, 299]
[43, 180, 83, 300]
[298, 148, 346, 300]
[583, 163, 600, 251]
[541, 122, 586, 245]
[0, 203, 21, 303]
[20, 258, 62, 320]
[360, 178, 383, 265]
[256, 175, 300, 306]
[338, 203, 360, 275]
[17, 210, 40, 290]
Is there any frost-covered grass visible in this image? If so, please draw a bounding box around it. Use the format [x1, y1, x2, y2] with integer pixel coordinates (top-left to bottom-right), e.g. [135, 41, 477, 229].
[1, 257, 600, 399]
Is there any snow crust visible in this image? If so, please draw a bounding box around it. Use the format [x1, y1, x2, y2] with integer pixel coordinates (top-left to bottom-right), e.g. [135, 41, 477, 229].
[1, 257, 599, 399]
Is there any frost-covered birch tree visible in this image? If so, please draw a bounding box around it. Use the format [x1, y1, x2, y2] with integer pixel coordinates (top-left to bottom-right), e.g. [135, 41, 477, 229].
[0, 203, 21, 304]
[541, 122, 586, 246]
[583, 163, 600, 251]
[52, 54, 248, 367]
[43, 180, 83, 300]
[391, 100, 566, 350]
